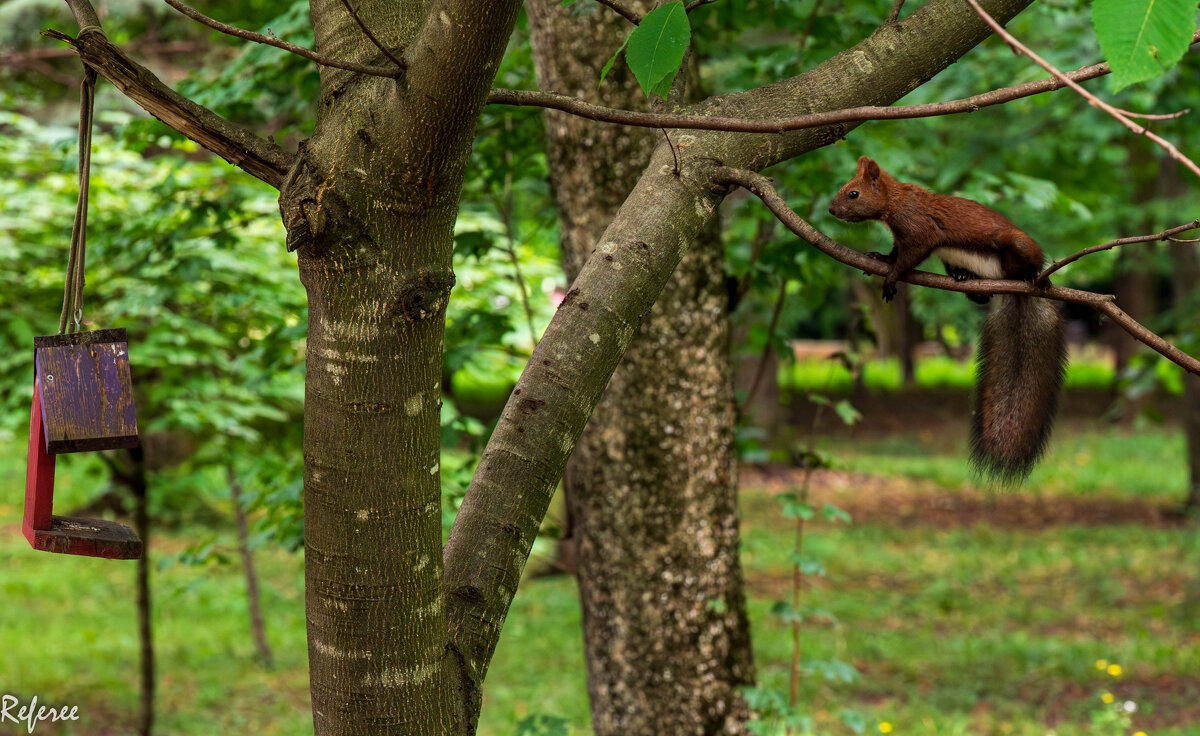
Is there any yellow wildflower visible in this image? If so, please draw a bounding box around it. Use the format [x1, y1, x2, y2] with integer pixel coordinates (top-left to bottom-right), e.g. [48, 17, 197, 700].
[879, 723, 894, 734]
[1107, 664, 1123, 677]
[1101, 692, 1114, 704]
[1094, 659, 1108, 670]
[1134, 732, 1147, 736]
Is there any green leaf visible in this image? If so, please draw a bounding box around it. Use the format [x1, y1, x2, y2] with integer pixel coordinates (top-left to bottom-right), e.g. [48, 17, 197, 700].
[625, 1, 691, 97]
[833, 399, 862, 426]
[1092, 0, 1196, 91]
[782, 500, 814, 520]
[599, 34, 631, 88]
[770, 600, 804, 624]
[789, 552, 826, 577]
[821, 503, 852, 524]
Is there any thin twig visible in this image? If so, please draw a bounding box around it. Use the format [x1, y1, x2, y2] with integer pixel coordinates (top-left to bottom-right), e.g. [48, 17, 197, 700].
[740, 278, 788, 413]
[491, 192, 540, 348]
[798, 0, 824, 56]
[336, 0, 406, 71]
[887, 0, 905, 23]
[661, 128, 680, 174]
[1109, 106, 1190, 121]
[963, 0, 1200, 179]
[1169, 236, 1200, 243]
[2, 39, 201, 65]
[160, 0, 401, 77]
[711, 166, 1200, 376]
[1038, 220, 1200, 282]
[685, 0, 721, 12]
[593, 0, 642, 24]
[735, 217, 777, 303]
[482, 58, 1121, 133]
[489, 29, 1200, 133]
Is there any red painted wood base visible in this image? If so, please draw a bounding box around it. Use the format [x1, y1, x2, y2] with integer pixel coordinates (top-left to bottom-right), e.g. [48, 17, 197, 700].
[23, 379, 143, 560]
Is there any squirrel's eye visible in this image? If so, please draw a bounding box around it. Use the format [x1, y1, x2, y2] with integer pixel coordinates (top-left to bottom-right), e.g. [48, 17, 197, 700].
[848, 191, 859, 199]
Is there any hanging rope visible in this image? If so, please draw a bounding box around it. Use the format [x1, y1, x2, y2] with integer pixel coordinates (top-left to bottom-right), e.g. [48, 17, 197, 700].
[59, 64, 97, 334]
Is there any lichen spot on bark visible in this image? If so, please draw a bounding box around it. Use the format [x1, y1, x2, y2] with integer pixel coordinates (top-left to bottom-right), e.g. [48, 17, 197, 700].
[589, 333, 601, 344]
[852, 50, 874, 74]
[404, 392, 423, 415]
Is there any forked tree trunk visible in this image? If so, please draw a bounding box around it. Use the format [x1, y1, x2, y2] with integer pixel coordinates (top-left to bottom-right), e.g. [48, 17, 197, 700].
[62, 0, 1038, 731]
[528, 4, 753, 733]
[278, 1, 522, 732]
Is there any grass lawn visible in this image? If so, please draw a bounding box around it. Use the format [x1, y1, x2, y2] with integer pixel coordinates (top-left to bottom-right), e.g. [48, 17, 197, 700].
[1, 419, 1198, 735]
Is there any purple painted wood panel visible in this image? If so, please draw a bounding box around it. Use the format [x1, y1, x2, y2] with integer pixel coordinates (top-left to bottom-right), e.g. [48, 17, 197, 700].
[33, 328, 138, 454]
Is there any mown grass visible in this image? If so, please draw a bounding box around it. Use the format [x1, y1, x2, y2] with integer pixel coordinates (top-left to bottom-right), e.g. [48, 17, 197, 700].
[1, 422, 1197, 736]
[780, 354, 1117, 394]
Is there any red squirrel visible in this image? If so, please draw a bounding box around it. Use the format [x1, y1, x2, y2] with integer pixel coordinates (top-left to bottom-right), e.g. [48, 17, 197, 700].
[829, 156, 1066, 484]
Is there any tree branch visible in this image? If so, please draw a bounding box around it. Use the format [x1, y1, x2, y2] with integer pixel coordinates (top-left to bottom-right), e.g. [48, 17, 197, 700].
[887, 0, 905, 22]
[711, 166, 1200, 376]
[594, 0, 642, 24]
[489, 59, 1116, 133]
[445, 0, 1043, 709]
[489, 28, 1200, 134]
[1038, 220, 1200, 282]
[49, 0, 293, 189]
[160, 0, 401, 77]
[963, 0, 1200, 179]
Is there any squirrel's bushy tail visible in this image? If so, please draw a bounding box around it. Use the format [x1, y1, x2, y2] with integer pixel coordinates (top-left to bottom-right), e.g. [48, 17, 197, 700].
[970, 295, 1067, 485]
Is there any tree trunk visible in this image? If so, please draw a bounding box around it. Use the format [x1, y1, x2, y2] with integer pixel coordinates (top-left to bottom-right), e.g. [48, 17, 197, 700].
[527, 4, 753, 734]
[229, 466, 274, 666]
[277, 1, 523, 733]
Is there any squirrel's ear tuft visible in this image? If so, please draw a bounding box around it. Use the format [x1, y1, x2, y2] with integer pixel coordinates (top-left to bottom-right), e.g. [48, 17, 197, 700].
[859, 156, 881, 181]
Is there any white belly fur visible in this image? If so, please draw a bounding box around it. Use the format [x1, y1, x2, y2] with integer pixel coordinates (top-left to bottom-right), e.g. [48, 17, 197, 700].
[934, 247, 1003, 279]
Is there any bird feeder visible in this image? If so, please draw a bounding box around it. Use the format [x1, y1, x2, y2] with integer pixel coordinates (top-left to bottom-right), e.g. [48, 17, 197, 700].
[23, 328, 142, 559]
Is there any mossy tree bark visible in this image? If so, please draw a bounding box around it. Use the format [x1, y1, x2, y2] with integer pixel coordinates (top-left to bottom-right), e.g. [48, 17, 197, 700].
[527, 3, 753, 733]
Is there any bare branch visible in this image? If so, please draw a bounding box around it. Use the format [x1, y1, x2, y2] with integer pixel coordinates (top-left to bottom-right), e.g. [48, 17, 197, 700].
[1, 39, 201, 65]
[489, 30, 1200, 135]
[963, 0, 1200, 180]
[489, 58, 1118, 133]
[335, 0, 407, 71]
[45, 15, 292, 188]
[1038, 220, 1200, 282]
[887, 0, 905, 23]
[685, 0, 721, 12]
[594, 0, 642, 24]
[160, 0, 402, 77]
[712, 166, 1200, 376]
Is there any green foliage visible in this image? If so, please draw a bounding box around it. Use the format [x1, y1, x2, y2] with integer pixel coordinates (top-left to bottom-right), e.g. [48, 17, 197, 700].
[513, 714, 571, 736]
[623, 2, 691, 97]
[0, 106, 305, 540]
[1092, 0, 1198, 91]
